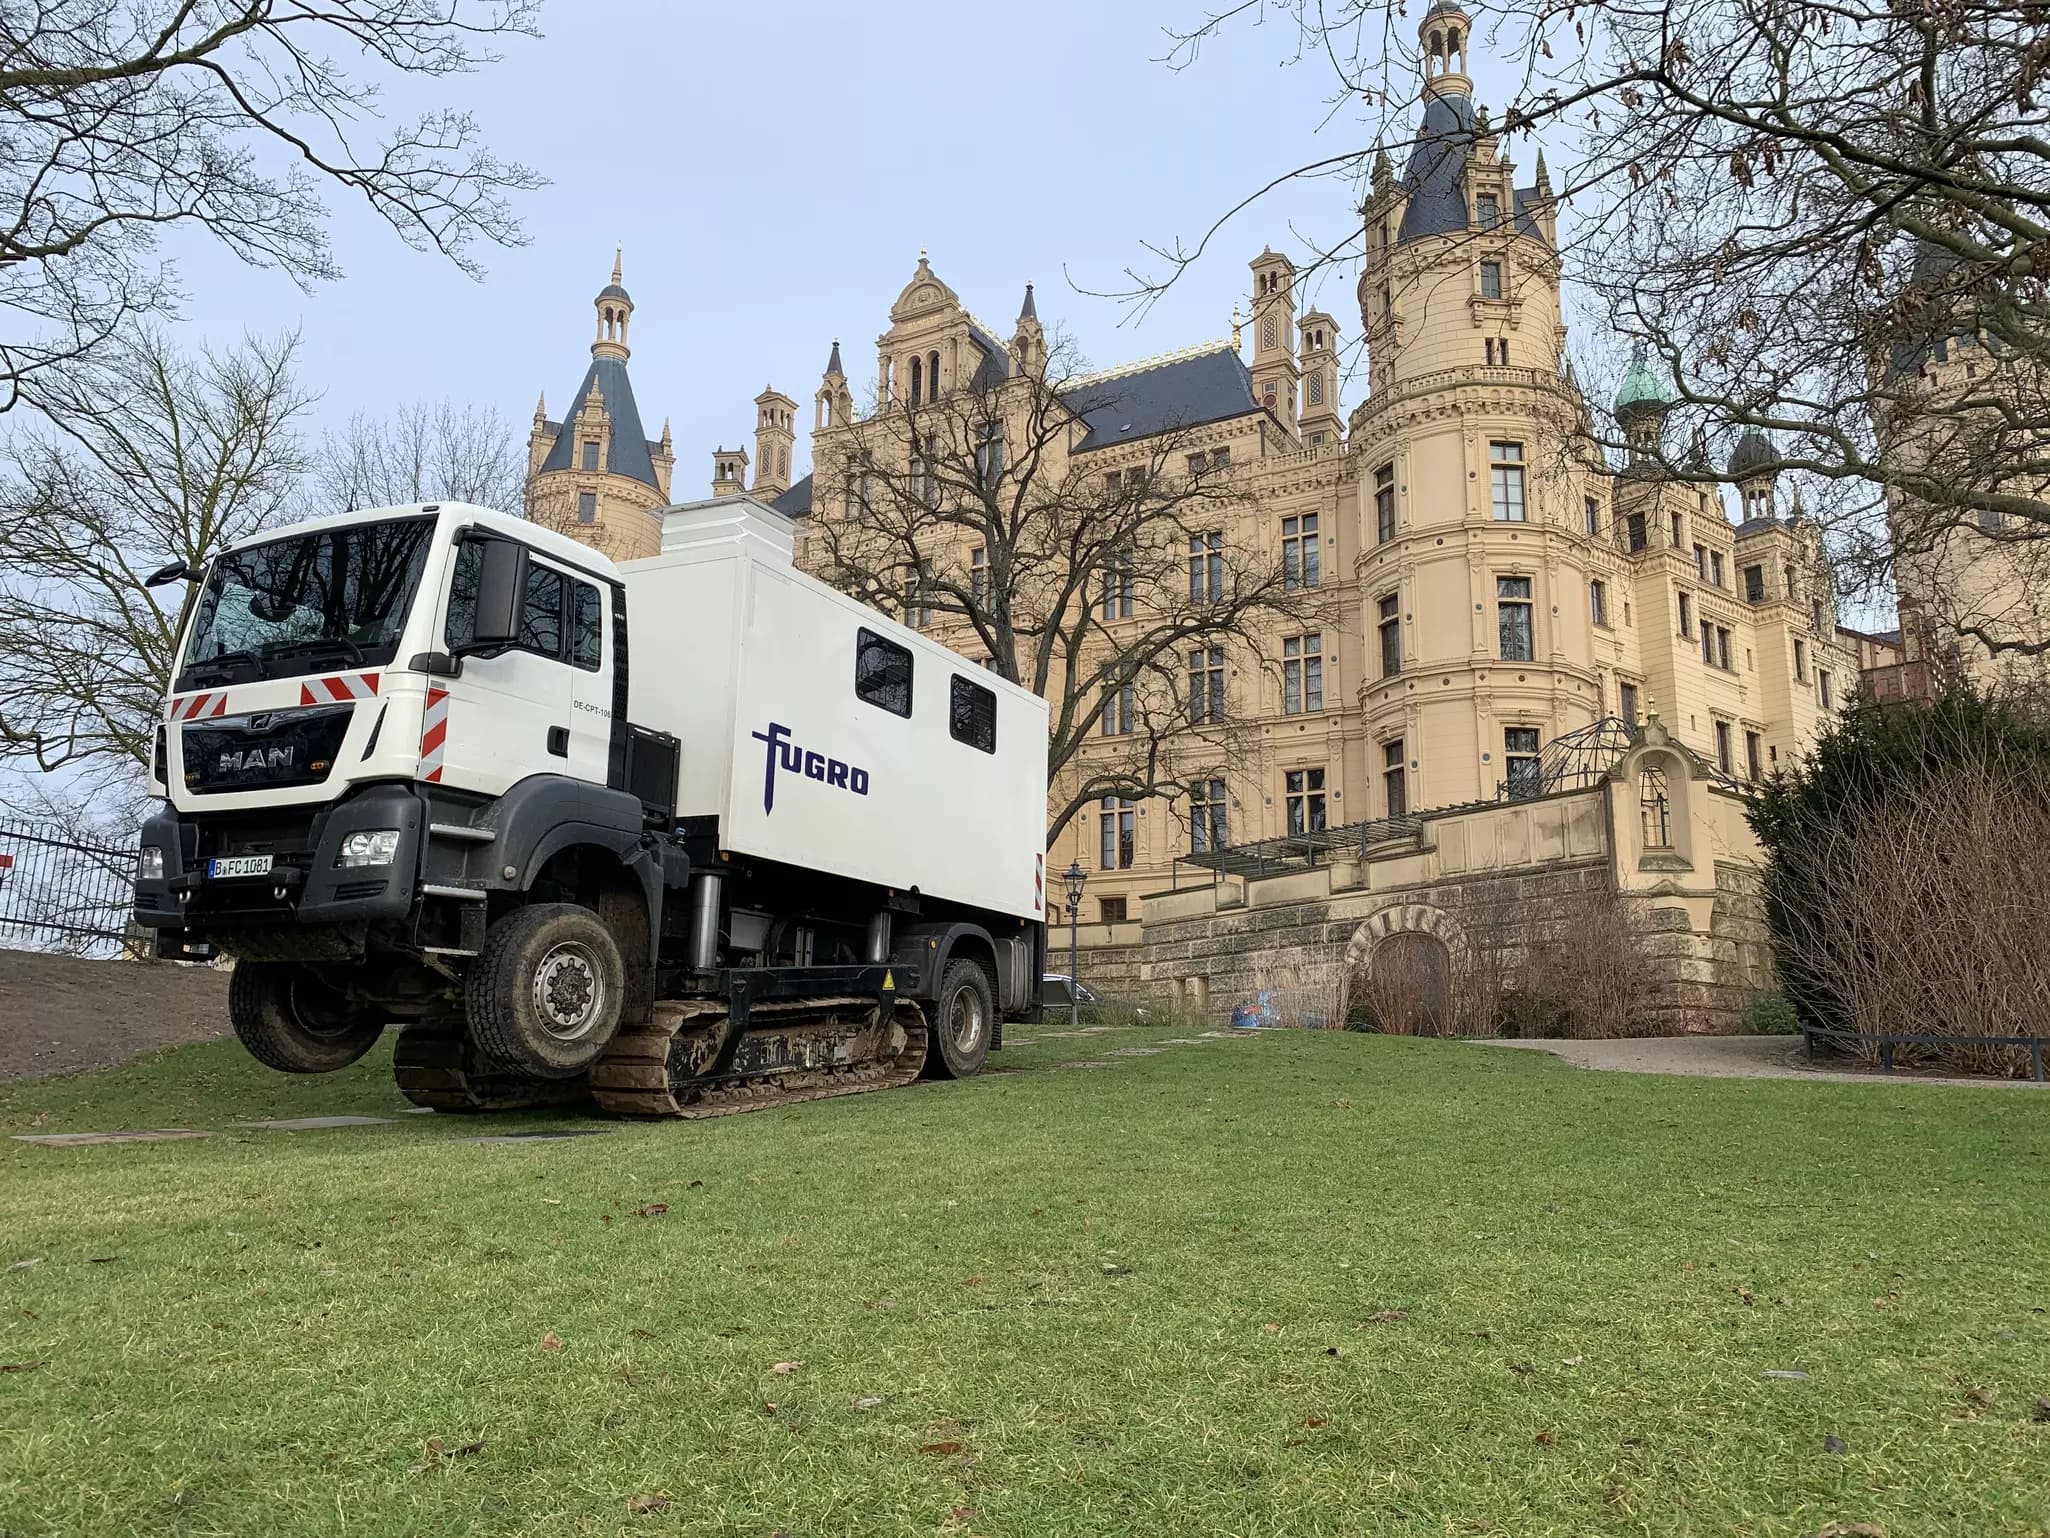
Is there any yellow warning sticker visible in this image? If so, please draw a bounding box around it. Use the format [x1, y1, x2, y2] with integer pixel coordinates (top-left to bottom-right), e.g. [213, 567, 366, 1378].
[882, 970, 896, 991]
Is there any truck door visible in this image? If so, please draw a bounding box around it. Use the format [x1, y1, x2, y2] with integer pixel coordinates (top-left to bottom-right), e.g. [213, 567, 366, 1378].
[436, 543, 577, 794]
[562, 571, 614, 784]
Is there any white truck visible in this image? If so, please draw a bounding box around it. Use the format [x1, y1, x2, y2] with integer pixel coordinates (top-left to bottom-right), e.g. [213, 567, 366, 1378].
[132, 496, 1050, 1116]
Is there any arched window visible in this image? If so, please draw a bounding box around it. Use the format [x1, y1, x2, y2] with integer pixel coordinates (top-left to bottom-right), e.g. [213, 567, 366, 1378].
[1639, 764, 1672, 849]
[928, 350, 941, 396]
[910, 356, 922, 405]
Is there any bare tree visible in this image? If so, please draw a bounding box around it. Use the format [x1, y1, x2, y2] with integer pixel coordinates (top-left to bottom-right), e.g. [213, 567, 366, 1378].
[309, 398, 526, 514]
[808, 333, 1333, 844]
[0, 0, 542, 407]
[1152, 0, 2049, 654]
[0, 328, 312, 810]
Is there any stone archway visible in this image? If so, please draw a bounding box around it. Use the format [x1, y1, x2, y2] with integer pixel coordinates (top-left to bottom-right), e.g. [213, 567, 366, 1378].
[1343, 901, 1465, 1037]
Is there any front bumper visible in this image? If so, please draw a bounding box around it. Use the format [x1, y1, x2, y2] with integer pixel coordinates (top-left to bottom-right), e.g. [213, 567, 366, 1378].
[133, 783, 426, 943]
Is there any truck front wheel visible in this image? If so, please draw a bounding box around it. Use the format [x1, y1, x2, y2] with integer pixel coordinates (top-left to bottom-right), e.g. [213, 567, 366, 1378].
[923, 958, 994, 1080]
[465, 903, 625, 1080]
[229, 962, 385, 1074]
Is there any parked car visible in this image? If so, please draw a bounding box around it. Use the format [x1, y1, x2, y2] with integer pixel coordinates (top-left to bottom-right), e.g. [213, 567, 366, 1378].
[1042, 973, 1150, 1025]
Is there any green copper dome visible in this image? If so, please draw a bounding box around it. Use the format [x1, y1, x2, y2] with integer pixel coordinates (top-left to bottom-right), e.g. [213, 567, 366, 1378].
[1613, 345, 1674, 422]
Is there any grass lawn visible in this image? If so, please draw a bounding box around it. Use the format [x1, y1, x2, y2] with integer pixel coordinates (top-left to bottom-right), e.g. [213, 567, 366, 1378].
[2, 1023, 2047, 1537]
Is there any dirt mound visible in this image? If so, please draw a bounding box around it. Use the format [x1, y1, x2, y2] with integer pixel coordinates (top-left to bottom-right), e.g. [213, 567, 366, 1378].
[0, 949, 229, 1080]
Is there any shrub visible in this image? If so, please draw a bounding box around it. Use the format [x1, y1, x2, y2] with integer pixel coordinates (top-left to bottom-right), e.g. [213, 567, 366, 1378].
[1748, 688, 2050, 1077]
[1741, 993, 1799, 1036]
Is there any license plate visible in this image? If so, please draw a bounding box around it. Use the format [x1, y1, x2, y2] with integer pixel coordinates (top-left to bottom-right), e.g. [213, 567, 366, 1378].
[207, 855, 274, 879]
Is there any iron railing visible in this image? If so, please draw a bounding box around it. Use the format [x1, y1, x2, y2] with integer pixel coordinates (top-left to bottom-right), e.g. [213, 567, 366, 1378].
[0, 823, 142, 957]
[1174, 814, 1424, 884]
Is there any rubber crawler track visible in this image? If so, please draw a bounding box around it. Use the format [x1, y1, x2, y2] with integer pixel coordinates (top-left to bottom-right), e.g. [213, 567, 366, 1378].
[392, 998, 931, 1118]
[391, 1018, 590, 1114]
[588, 996, 930, 1119]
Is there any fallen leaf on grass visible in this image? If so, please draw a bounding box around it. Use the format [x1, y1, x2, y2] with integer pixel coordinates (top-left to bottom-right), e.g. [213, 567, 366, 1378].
[1816, 1524, 1886, 1537]
[1261, 1322, 1283, 1335]
[2034, 1397, 2050, 1423]
[628, 1493, 671, 1515]
[1535, 1431, 1556, 1446]
[1824, 1435, 1849, 1454]
[540, 1331, 565, 1352]
[1964, 1387, 1994, 1407]
[1360, 1310, 1409, 1325]
[1100, 1262, 1132, 1276]
[1508, 1361, 1534, 1376]
[5, 1258, 42, 1272]
[963, 1275, 985, 1287]
[770, 1360, 800, 1375]
[1735, 1286, 1756, 1306]
[406, 1436, 484, 1472]
[854, 1395, 886, 1411]
[1, 1361, 47, 1374]
[633, 1204, 669, 1218]
[1561, 1356, 1584, 1367]
[920, 1441, 964, 1456]
[949, 1508, 977, 1523]
[630, 1328, 658, 1341]
[1302, 1415, 1329, 1429]
[87, 1257, 117, 1265]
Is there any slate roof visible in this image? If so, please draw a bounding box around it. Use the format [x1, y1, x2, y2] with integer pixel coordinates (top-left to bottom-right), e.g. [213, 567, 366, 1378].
[1729, 430, 1774, 479]
[771, 473, 814, 519]
[967, 324, 1012, 392]
[1063, 346, 1261, 452]
[1396, 88, 1546, 246]
[538, 355, 660, 490]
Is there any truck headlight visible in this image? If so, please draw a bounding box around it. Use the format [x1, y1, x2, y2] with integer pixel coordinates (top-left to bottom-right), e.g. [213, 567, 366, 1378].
[137, 845, 165, 882]
[336, 829, 402, 868]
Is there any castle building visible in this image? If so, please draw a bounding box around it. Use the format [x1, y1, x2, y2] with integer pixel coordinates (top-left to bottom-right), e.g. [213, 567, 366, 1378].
[531, 7, 1862, 922]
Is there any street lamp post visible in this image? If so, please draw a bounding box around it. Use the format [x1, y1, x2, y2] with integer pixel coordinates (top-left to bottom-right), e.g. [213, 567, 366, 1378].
[1061, 859, 1088, 1029]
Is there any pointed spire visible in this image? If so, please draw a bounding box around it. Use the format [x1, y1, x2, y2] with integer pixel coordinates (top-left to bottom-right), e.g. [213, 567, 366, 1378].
[660, 416, 672, 449]
[1534, 146, 1551, 191]
[533, 391, 547, 423]
[612, 246, 623, 286]
[1018, 282, 1038, 323]
[1373, 140, 1393, 182]
[1231, 303, 1243, 351]
[825, 338, 844, 378]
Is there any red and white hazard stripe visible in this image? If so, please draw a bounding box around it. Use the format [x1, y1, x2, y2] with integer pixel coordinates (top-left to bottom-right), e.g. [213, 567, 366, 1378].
[299, 671, 381, 707]
[418, 687, 450, 783]
[166, 692, 231, 722]
[1034, 852, 1044, 913]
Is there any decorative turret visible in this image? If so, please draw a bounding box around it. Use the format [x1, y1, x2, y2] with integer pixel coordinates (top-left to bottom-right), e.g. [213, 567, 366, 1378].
[816, 339, 853, 431]
[1730, 429, 1776, 521]
[1249, 247, 1300, 435]
[754, 387, 797, 497]
[711, 447, 750, 499]
[593, 248, 632, 362]
[1419, 0, 1473, 99]
[1613, 344, 1675, 467]
[1297, 310, 1343, 446]
[1012, 282, 1046, 376]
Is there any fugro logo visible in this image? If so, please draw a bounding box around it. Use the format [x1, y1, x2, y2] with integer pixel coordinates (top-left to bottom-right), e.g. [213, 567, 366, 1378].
[749, 722, 870, 815]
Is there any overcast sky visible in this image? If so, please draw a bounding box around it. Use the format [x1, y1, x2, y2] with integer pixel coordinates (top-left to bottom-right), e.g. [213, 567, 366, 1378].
[161, 0, 1557, 488]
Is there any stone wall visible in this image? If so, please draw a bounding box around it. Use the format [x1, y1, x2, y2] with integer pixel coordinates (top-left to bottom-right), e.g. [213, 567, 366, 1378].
[1133, 753, 1774, 1035]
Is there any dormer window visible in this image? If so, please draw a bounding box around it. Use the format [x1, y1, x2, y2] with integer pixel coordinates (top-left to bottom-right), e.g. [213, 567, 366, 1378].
[1476, 193, 1499, 227]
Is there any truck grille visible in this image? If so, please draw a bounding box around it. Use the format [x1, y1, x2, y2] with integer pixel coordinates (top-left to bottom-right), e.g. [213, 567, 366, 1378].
[183, 705, 353, 795]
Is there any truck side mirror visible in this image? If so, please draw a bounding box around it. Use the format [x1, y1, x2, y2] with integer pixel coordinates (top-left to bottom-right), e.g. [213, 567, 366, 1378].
[466, 537, 527, 650]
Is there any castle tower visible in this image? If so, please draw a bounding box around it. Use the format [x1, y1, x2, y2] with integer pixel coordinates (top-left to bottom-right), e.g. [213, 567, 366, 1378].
[524, 251, 673, 561]
[712, 447, 750, 498]
[754, 387, 797, 497]
[1248, 248, 1299, 434]
[1297, 309, 1342, 447]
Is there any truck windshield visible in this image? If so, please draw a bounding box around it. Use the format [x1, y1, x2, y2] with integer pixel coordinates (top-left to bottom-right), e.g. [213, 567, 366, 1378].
[176, 517, 437, 689]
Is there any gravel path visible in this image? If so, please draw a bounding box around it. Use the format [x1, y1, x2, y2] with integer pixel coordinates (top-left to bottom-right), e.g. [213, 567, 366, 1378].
[1472, 1033, 2045, 1089]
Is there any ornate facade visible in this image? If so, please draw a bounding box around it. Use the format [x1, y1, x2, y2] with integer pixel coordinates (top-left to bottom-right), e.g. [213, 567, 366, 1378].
[532, 7, 1863, 921]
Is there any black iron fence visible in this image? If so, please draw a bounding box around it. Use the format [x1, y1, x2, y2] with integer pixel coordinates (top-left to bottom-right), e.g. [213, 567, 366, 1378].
[0, 823, 141, 957]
